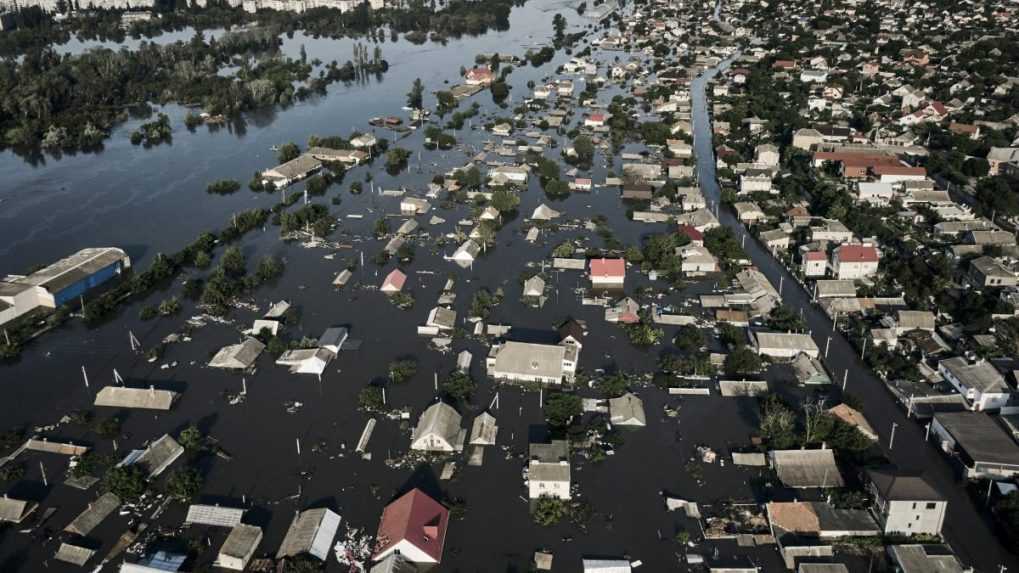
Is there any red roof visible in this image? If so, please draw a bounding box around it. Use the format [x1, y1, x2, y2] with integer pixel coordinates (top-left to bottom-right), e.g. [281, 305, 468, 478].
[836, 244, 879, 263]
[382, 269, 407, 291]
[804, 251, 827, 261]
[588, 113, 606, 122]
[871, 164, 926, 176]
[590, 258, 626, 278]
[677, 224, 704, 241]
[374, 489, 449, 562]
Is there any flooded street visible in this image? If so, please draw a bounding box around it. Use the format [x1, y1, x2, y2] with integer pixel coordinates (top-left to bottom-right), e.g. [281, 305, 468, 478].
[0, 1, 787, 571]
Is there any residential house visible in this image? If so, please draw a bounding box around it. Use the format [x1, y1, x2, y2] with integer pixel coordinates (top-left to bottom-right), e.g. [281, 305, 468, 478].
[887, 545, 969, 573]
[734, 201, 766, 223]
[679, 244, 719, 275]
[755, 144, 780, 166]
[831, 245, 879, 280]
[216, 525, 263, 571]
[373, 489, 449, 566]
[262, 154, 322, 188]
[450, 240, 481, 269]
[605, 297, 640, 324]
[276, 508, 341, 561]
[0, 497, 37, 524]
[810, 219, 854, 242]
[464, 66, 494, 85]
[969, 256, 1017, 288]
[381, 269, 407, 294]
[410, 402, 466, 453]
[609, 393, 646, 426]
[590, 258, 626, 288]
[801, 251, 828, 277]
[987, 147, 1019, 175]
[930, 412, 1019, 479]
[938, 357, 1011, 411]
[753, 332, 820, 359]
[208, 338, 266, 370]
[528, 440, 571, 500]
[866, 468, 947, 536]
[487, 340, 579, 384]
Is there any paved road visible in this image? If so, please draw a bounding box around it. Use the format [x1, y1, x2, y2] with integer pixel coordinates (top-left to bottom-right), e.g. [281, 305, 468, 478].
[690, 54, 1017, 572]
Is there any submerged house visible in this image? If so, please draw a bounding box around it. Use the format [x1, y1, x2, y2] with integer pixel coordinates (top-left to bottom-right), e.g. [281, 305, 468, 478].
[528, 440, 571, 500]
[215, 524, 263, 571]
[410, 402, 466, 453]
[373, 488, 450, 566]
[118, 434, 184, 479]
[0, 496, 37, 524]
[487, 340, 579, 385]
[276, 508, 341, 561]
[609, 392, 647, 426]
[208, 337, 265, 370]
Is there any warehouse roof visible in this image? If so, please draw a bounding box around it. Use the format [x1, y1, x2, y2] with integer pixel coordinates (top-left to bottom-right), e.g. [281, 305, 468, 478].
[19, 248, 129, 295]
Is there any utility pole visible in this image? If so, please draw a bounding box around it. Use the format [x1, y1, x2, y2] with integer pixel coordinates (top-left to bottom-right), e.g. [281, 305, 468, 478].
[824, 336, 831, 358]
[842, 370, 848, 391]
[860, 337, 867, 360]
[889, 422, 898, 450]
[925, 423, 931, 441]
[82, 366, 89, 389]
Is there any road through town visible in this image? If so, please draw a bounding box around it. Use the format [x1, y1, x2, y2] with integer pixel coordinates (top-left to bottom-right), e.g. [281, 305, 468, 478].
[690, 50, 1017, 572]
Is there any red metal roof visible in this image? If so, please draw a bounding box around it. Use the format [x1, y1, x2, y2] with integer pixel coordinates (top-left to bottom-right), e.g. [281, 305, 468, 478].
[804, 251, 827, 261]
[836, 244, 879, 263]
[382, 269, 407, 290]
[374, 489, 449, 563]
[590, 258, 626, 278]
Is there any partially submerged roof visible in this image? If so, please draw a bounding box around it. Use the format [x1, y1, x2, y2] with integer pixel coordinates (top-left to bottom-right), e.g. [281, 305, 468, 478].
[94, 386, 179, 411]
[128, 434, 184, 478]
[219, 524, 263, 561]
[65, 492, 121, 536]
[469, 412, 499, 446]
[54, 542, 95, 566]
[185, 504, 245, 527]
[582, 559, 632, 572]
[769, 449, 845, 488]
[374, 488, 449, 563]
[609, 392, 647, 426]
[0, 496, 37, 523]
[767, 501, 878, 536]
[208, 337, 265, 370]
[888, 544, 965, 573]
[933, 412, 1019, 466]
[276, 508, 341, 561]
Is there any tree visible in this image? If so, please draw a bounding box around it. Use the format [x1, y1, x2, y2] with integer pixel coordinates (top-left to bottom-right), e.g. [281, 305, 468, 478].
[544, 392, 581, 428]
[724, 346, 762, 377]
[597, 373, 629, 398]
[407, 78, 424, 110]
[490, 188, 520, 212]
[103, 465, 146, 501]
[767, 305, 805, 332]
[759, 395, 797, 448]
[441, 371, 477, 402]
[207, 180, 241, 195]
[178, 425, 203, 451]
[158, 297, 180, 316]
[93, 416, 122, 439]
[572, 135, 595, 163]
[278, 142, 300, 163]
[221, 246, 246, 278]
[533, 495, 569, 526]
[358, 386, 385, 411]
[388, 359, 418, 384]
[673, 325, 704, 353]
[256, 256, 284, 282]
[166, 468, 203, 502]
[490, 80, 510, 103]
[194, 251, 212, 269]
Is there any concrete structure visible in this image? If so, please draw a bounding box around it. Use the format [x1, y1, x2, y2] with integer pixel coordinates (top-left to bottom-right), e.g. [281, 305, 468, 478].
[373, 489, 449, 565]
[1, 247, 131, 326]
[867, 469, 947, 536]
[938, 357, 1010, 411]
[410, 402, 466, 453]
[487, 340, 579, 384]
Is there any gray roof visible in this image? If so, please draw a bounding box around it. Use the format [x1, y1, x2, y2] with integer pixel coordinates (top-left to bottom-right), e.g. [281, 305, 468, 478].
[888, 545, 965, 573]
[798, 565, 848, 573]
[530, 440, 569, 463]
[132, 434, 184, 478]
[0, 497, 36, 523]
[814, 280, 857, 298]
[897, 310, 936, 330]
[971, 256, 1013, 278]
[65, 492, 121, 536]
[530, 462, 571, 483]
[94, 386, 179, 411]
[490, 341, 567, 380]
[469, 412, 499, 445]
[19, 248, 129, 295]
[219, 524, 263, 560]
[266, 154, 322, 180]
[609, 393, 647, 426]
[412, 402, 464, 449]
[370, 553, 418, 573]
[934, 412, 1019, 466]
[867, 468, 944, 502]
[769, 449, 845, 488]
[185, 504, 245, 527]
[276, 508, 341, 560]
[54, 543, 96, 566]
[939, 357, 1008, 394]
[208, 338, 265, 369]
[754, 332, 820, 354]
